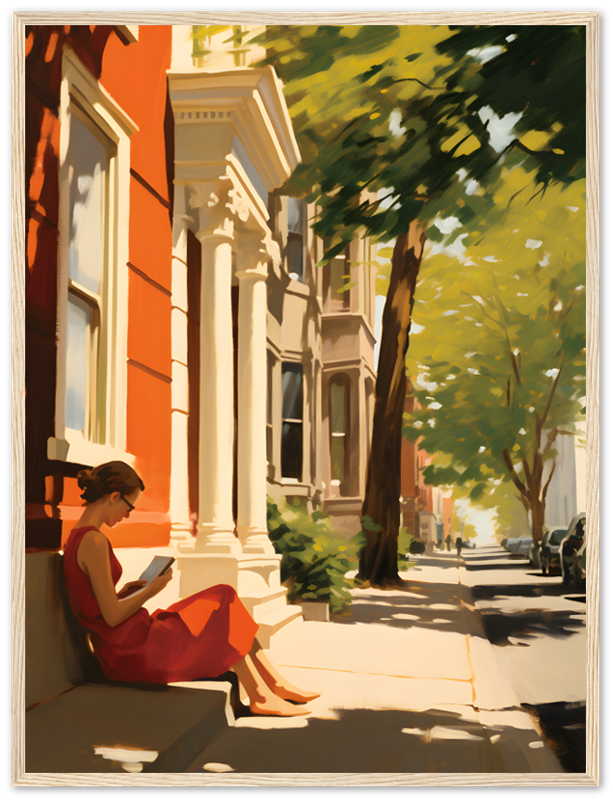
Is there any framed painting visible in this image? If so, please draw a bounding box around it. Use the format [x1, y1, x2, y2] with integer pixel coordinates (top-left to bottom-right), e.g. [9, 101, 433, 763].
[12, 9, 599, 787]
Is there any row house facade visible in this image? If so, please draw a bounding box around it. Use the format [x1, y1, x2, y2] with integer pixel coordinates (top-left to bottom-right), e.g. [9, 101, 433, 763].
[25, 23, 376, 642]
[400, 393, 453, 549]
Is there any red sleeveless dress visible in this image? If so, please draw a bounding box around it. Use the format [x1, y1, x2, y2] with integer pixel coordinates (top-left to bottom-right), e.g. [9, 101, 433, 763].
[63, 526, 258, 684]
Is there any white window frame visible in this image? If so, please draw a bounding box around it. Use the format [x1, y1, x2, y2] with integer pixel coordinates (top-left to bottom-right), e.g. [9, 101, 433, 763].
[48, 46, 137, 467]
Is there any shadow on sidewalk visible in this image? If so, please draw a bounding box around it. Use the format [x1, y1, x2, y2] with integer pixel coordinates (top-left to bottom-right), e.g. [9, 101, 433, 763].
[187, 706, 550, 774]
[330, 580, 486, 638]
[476, 608, 585, 647]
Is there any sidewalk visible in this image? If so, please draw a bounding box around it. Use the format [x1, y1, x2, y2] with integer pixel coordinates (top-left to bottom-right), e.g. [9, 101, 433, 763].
[25, 548, 569, 775]
[185, 552, 566, 774]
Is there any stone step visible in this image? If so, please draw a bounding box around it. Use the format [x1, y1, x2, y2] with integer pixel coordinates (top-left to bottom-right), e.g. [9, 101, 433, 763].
[240, 587, 290, 621]
[26, 678, 236, 774]
[254, 604, 303, 649]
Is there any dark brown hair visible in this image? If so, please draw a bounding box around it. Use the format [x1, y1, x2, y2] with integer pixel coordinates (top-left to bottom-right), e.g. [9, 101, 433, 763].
[77, 461, 145, 504]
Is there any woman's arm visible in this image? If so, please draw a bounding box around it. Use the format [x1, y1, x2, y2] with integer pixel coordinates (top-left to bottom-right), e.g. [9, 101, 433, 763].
[77, 531, 172, 627]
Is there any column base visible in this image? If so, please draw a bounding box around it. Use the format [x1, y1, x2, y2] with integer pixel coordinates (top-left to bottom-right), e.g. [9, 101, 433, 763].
[169, 523, 194, 548]
[190, 523, 242, 556]
[237, 526, 277, 556]
[174, 551, 241, 597]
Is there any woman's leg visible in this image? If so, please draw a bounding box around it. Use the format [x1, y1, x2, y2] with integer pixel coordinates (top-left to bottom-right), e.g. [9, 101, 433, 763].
[232, 654, 310, 716]
[248, 638, 320, 703]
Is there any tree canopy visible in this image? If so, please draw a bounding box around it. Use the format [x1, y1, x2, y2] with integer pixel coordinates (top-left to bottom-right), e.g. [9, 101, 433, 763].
[405, 167, 586, 540]
[259, 24, 586, 252]
[256, 23, 587, 581]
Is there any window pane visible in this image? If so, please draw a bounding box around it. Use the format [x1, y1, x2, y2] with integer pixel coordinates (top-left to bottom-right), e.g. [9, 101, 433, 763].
[65, 294, 90, 431]
[282, 421, 303, 480]
[68, 113, 107, 294]
[330, 382, 345, 434]
[287, 197, 304, 234]
[330, 259, 348, 309]
[331, 435, 345, 484]
[282, 364, 303, 420]
[287, 235, 303, 281]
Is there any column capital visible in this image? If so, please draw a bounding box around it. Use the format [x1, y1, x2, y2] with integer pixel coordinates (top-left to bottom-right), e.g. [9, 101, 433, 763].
[237, 228, 282, 273]
[235, 266, 268, 283]
[187, 179, 235, 241]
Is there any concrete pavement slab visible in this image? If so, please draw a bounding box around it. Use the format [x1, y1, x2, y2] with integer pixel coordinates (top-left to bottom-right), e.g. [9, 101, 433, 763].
[273, 619, 473, 681]
[115, 543, 566, 775]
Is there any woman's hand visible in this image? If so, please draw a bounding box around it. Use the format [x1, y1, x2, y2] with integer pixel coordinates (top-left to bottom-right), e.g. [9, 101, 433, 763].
[147, 569, 173, 598]
[117, 580, 147, 599]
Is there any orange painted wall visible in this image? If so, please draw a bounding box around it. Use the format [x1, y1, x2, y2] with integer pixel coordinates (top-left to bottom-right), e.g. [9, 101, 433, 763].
[26, 25, 174, 550]
[85, 25, 173, 548]
[129, 178, 173, 291]
[128, 270, 172, 377]
[100, 26, 172, 202]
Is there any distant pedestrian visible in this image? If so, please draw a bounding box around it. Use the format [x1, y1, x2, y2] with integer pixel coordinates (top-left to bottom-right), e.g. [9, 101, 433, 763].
[445, 533, 451, 551]
[456, 536, 463, 556]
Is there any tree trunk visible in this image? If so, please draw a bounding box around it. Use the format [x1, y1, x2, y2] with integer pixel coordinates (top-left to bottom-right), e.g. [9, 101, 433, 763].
[530, 495, 545, 545]
[358, 221, 426, 586]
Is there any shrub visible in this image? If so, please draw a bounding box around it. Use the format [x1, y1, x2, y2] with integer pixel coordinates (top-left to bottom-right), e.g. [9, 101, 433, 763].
[397, 525, 416, 566]
[266, 497, 358, 615]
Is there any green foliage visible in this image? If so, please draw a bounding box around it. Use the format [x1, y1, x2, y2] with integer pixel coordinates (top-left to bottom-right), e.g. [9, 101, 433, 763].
[405, 169, 586, 500]
[397, 525, 418, 567]
[256, 24, 586, 254]
[266, 497, 357, 614]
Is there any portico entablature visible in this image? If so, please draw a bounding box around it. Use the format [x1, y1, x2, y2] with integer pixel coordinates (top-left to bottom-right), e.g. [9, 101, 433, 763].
[168, 66, 301, 214]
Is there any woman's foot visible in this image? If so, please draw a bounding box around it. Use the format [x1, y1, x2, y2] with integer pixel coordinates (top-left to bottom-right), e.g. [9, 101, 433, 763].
[250, 695, 311, 717]
[272, 683, 321, 704]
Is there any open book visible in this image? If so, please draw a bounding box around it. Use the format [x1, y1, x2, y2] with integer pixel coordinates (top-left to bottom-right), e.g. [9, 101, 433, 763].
[138, 555, 175, 588]
[128, 556, 174, 597]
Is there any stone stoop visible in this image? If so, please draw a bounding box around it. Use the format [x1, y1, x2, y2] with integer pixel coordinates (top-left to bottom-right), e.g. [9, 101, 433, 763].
[26, 678, 238, 774]
[240, 586, 304, 648]
[25, 551, 244, 776]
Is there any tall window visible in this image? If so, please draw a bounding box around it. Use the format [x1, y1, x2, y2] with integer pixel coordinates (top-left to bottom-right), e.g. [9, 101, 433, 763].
[49, 48, 134, 466]
[330, 374, 350, 495]
[65, 109, 113, 443]
[323, 240, 350, 311]
[286, 198, 304, 282]
[281, 363, 303, 480]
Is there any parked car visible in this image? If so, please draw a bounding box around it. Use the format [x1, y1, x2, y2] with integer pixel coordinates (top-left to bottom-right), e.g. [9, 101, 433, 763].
[505, 537, 532, 557]
[559, 513, 587, 589]
[539, 528, 568, 576]
[516, 539, 533, 558]
[461, 540, 476, 549]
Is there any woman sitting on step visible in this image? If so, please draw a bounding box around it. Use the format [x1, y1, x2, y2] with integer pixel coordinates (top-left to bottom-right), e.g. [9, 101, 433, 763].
[63, 460, 319, 717]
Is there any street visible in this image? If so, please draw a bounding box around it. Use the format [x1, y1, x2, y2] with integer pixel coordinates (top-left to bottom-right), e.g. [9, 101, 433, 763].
[462, 543, 587, 772]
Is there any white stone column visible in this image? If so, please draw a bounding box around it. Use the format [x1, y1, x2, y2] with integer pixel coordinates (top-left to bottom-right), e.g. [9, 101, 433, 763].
[169, 187, 193, 546]
[235, 239, 275, 555]
[186, 181, 240, 557]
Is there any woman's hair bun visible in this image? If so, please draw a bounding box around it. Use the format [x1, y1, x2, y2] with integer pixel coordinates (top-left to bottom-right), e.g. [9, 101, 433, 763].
[77, 461, 144, 504]
[77, 468, 108, 503]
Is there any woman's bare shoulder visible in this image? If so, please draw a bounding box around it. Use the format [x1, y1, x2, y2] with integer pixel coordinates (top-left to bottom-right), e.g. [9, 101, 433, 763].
[78, 529, 111, 556]
[81, 528, 109, 547]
